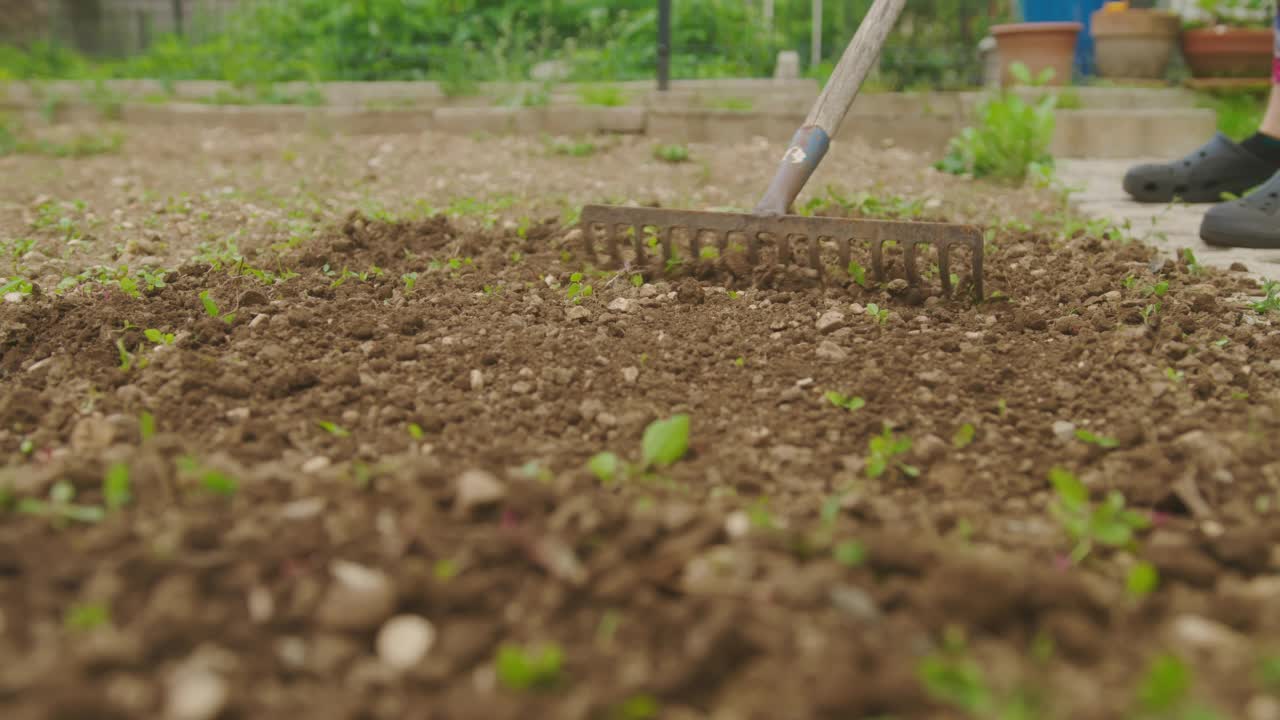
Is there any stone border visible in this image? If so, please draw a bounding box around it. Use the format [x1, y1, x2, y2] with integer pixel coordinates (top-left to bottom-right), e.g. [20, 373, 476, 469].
[0, 82, 1218, 159]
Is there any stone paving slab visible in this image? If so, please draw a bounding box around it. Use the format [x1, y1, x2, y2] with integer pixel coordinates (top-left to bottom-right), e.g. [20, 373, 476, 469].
[1058, 159, 1280, 281]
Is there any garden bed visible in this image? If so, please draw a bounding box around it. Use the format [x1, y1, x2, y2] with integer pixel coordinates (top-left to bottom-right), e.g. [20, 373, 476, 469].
[0, 126, 1278, 719]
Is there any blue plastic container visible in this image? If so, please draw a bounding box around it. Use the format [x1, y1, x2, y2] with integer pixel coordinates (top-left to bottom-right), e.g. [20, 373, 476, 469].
[1019, 0, 1108, 76]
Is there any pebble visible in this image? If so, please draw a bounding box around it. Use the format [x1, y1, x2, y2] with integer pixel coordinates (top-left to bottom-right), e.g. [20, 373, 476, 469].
[511, 381, 534, 395]
[376, 615, 437, 671]
[815, 340, 848, 361]
[829, 585, 880, 622]
[1051, 420, 1077, 443]
[226, 407, 250, 422]
[247, 587, 274, 623]
[280, 497, 326, 519]
[816, 310, 846, 334]
[301, 456, 331, 474]
[249, 313, 269, 328]
[165, 666, 228, 720]
[316, 560, 397, 631]
[566, 305, 591, 321]
[638, 284, 659, 298]
[1168, 613, 1244, 655]
[607, 297, 635, 313]
[469, 369, 484, 391]
[724, 511, 751, 539]
[622, 366, 639, 383]
[455, 469, 506, 514]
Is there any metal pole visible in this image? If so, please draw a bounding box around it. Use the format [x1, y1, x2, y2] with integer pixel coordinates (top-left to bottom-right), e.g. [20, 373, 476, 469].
[657, 0, 671, 91]
[811, 0, 822, 67]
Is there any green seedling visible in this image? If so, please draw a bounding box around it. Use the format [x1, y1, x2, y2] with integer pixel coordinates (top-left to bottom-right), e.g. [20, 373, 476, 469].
[1252, 280, 1280, 314]
[1074, 428, 1119, 449]
[588, 451, 621, 484]
[318, 421, 350, 438]
[178, 456, 238, 497]
[433, 558, 459, 582]
[116, 339, 144, 371]
[144, 328, 175, 345]
[1260, 655, 1280, 691]
[699, 245, 720, 260]
[833, 539, 867, 567]
[1212, 338, 1230, 348]
[64, 602, 111, 632]
[551, 139, 596, 157]
[733, 356, 745, 367]
[402, 272, 419, 293]
[919, 633, 1043, 720]
[19, 438, 34, 455]
[566, 272, 593, 304]
[866, 303, 889, 325]
[747, 498, 779, 530]
[642, 414, 689, 469]
[1122, 275, 1137, 290]
[824, 391, 866, 412]
[588, 415, 690, 484]
[16, 480, 105, 525]
[630, 274, 644, 288]
[139, 411, 156, 440]
[1049, 467, 1149, 563]
[407, 423, 424, 441]
[1165, 367, 1186, 384]
[1182, 248, 1203, 275]
[1133, 654, 1219, 720]
[653, 144, 690, 163]
[1144, 280, 1169, 297]
[495, 643, 563, 691]
[865, 424, 918, 479]
[1126, 561, 1159, 599]
[726, 290, 740, 299]
[953, 423, 976, 449]
[609, 694, 661, 720]
[1140, 303, 1160, 325]
[103, 462, 131, 510]
[199, 290, 235, 324]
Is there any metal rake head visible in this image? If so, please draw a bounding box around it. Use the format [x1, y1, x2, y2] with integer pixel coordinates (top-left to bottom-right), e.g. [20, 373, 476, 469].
[578, 204, 984, 300]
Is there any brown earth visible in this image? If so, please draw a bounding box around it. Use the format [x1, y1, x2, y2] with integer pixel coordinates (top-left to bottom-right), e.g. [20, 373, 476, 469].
[0, 126, 1279, 720]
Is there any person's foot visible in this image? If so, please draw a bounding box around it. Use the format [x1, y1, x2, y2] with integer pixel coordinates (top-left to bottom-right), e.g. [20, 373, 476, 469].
[1123, 132, 1279, 204]
[1200, 169, 1280, 249]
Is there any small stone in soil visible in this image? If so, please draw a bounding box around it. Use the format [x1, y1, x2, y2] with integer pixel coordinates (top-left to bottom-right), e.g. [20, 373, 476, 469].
[165, 666, 228, 720]
[469, 369, 485, 390]
[376, 615, 437, 671]
[316, 560, 397, 631]
[607, 297, 635, 313]
[816, 310, 846, 334]
[622, 366, 639, 383]
[1051, 421, 1076, 443]
[816, 340, 848, 361]
[455, 469, 506, 514]
[566, 305, 591, 321]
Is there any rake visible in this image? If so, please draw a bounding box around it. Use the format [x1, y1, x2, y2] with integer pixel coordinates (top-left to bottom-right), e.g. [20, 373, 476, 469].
[578, 0, 984, 300]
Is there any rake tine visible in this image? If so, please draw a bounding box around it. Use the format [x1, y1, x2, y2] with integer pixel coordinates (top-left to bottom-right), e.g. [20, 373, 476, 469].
[903, 241, 920, 286]
[938, 244, 953, 296]
[838, 236, 851, 272]
[607, 224, 625, 267]
[748, 232, 761, 265]
[972, 239, 985, 300]
[582, 222, 598, 264]
[808, 235, 822, 270]
[660, 226, 674, 265]
[689, 228, 703, 262]
[870, 235, 885, 283]
[778, 233, 793, 265]
[631, 225, 647, 264]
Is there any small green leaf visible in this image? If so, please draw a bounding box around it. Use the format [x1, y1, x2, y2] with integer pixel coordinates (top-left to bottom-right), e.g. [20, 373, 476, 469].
[833, 540, 866, 566]
[318, 421, 350, 438]
[1126, 561, 1159, 598]
[641, 415, 690, 469]
[1074, 429, 1118, 449]
[407, 423, 424, 440]
[139, 411, 155, 440]
[588, 451, 621, 484]
[103, 462, 131, 510]
[199, 289, 219, 318]
[952, 423, 975, 449]
[1049, 467, 1087, 505]
[64, 602, 111, 631]
[144, 328, 163, 343]
[200, 470, 238, 496]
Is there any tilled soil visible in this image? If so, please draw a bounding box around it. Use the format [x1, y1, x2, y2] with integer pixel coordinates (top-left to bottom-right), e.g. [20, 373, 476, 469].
[2, 198, 1279, 720]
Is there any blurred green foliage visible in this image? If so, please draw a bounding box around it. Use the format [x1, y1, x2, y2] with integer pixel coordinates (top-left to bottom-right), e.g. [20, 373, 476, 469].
[1, 0, 1013, 91]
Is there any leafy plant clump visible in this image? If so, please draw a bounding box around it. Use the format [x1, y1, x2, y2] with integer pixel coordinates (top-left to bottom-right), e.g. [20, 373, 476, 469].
[495, 643, 564, 691]
[936, 62, 1057, 183]
[824, 391, 866, 412]
[199, 290, 236, 324]
[653, 144, 690, 163]
[1049, 468, 1150, 563]
[865, 424, 918, 479]
[588, 414, 690, 484]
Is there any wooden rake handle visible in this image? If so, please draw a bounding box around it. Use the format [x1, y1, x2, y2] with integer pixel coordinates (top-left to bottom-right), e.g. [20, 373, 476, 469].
[754, 0, 907, 216]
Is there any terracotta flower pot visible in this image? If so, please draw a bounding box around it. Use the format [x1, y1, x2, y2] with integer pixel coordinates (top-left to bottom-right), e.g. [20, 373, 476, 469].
[1090, 9, 1180, 80]
[991, 22, 1083, 86]
[1182, 26, 1273, 79]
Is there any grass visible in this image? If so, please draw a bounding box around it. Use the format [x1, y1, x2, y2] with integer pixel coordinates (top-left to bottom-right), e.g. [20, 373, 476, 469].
[1048, 467, 1149, 563]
